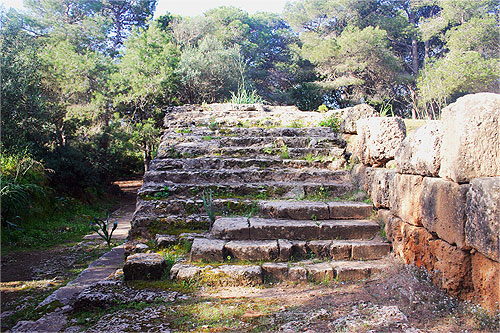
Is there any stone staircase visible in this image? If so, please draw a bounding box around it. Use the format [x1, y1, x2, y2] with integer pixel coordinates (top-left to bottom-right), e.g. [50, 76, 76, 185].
[130, 104, 391, 284]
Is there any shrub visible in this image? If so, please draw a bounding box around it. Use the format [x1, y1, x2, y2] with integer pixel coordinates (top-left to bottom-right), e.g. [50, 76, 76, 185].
[1, 152, 50, 223]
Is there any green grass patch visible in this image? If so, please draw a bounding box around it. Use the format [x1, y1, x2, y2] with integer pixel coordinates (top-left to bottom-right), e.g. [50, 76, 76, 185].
[1, 200, 115, 253]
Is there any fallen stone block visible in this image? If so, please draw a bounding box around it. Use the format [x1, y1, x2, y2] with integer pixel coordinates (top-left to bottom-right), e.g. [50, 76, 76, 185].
[154, 234, 178, 248]
[123, 253, 166, 281]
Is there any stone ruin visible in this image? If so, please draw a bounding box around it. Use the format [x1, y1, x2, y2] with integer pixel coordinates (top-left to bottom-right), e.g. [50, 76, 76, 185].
[127, 93, 499, 312]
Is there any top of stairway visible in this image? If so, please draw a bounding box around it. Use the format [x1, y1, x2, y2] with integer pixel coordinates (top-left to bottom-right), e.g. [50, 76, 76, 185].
[163, 104, 341, 129]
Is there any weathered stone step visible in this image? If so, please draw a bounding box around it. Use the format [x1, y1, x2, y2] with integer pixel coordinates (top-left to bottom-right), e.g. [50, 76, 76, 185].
[263, 259, 390, 282]
[138, 181, 353, 200]
[149, 157, 340, 171]
[258, 201, 373, 220]
[170, 258, 390, 284]
[190, 238, 389, 262]
[166, 127, 340, 138]
[157, 144, 345, 160]
[210, 217, 380, 241]
[143, 169, 348, 184]
[162, 135, 345, 149]
[133, 198, 258, 221]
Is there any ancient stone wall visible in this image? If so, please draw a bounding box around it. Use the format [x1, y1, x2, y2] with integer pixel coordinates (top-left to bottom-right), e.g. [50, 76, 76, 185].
[348, 93, 500, 312]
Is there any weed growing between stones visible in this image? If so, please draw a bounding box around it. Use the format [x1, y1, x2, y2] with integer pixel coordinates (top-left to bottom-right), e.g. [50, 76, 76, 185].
[202, 189, 215, 227]
[288, 120, 305, 128]
[175, 128, 192, 134]
[279, 144, 290, 159]
[318, 115, 341, 132]
[201, 135, 220, 141]
[303, 186, 332, 201]
[144, 186, 170, 200]
[208, 117, 219, 131]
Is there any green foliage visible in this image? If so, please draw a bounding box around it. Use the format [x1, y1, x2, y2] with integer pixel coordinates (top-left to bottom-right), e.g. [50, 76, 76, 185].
[317, 104, 328, 112]
[90, 212, 118, 249]
[202, 189, 215, 226]
[279, 144, 290, 159]
[417, 51, 499, 118]
[1, 199, 112, 252]
[318, 115, 341, 131]
[230, 88, 265, 104]
[177, 37, 242, 104]
[1, 153, 49, 224]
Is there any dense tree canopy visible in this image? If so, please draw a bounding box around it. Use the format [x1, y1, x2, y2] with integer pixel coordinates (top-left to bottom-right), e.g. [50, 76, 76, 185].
[1, 0, 499, 206]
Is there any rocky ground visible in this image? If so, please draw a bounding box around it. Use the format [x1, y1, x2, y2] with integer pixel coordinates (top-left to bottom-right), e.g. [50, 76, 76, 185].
[63, 256, 498, 332]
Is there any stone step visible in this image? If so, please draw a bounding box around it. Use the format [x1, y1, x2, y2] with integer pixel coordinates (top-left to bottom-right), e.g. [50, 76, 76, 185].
[170, 259, 390, 284]
[190, 238, 389, 262]
[165, 109, 327, 129]
[157, 144, 345, 160]
[143, 169, 349, 184]
[165, 127, 339, 138]
[138, 181, 353, 200]
[133, 198, 258, 221]
[162, 135, 345, 149]
[258, 200, 373, 220]
[210, 217, 380, 241]
[149, 157, 341, 171]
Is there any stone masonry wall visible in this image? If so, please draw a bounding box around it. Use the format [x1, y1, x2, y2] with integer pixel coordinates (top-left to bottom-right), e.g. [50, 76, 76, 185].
[348, 93, 500, 312]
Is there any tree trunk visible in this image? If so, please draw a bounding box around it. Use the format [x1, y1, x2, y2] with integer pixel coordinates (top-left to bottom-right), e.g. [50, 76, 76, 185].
[143, 149, 150, 173]
[424, 40, 430, 62]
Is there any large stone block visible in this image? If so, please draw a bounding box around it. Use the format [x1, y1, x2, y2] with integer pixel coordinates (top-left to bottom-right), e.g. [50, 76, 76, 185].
[390, 173, 424, 226]
[465, 177, 500, 261]
[399, 223, 436, 270]
[340, 104, 379, 134]
[370, 168, 395, 209]
[395, 121, 442, 176]
[350, 164, 374, 193]
[190, 238, 226, 262]
[356, 117, 406, 167]
[439, 93, 500, 182]
[420, 177, 469, 249]
[429, 239, 472, 297]
[123, 253, 166, 281]
[471, 252, 500, 312]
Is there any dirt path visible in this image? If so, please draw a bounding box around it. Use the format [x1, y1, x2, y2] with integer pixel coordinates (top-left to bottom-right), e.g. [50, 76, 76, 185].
[0, 180, 141, 331]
